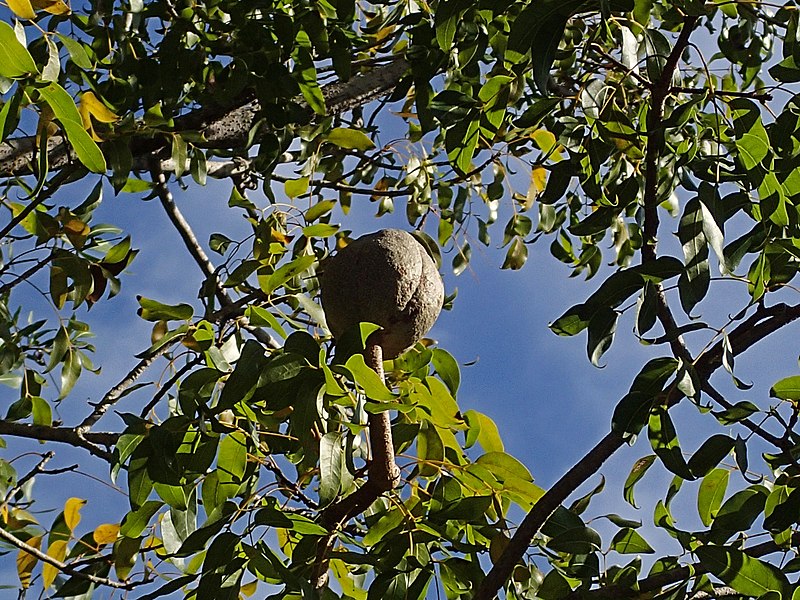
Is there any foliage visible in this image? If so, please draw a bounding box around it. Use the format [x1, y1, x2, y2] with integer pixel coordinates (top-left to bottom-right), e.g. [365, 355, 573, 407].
[1, 0, 800, 598]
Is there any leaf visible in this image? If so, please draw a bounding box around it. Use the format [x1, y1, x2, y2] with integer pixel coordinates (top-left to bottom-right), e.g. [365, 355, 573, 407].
[623, 455, 656, 508]
[417, 422, 444, 477]
[688, 435, 735, 478]
[36, 83, 106, 173]
[677, 198, 710, 315]
[42, 539, 67, 588]
[695, 545, 789, 598]
[305, 199, 337, 222]
[56, 33, 92, 69]
[649, 406, 693, 480]
[698, 468, 729, 527]
[699, 200, 729, 275]
[0, 21, 37, 77]
[431, 348, 460, 395]
[92, 523, 120, 545]
[327, 128, 375, 150]
[345, 353, 396, 401]
[137, 296, 194, 321]
[770, 375, 800, 401]
[284, 177, 309, 199]
[319, 432, 343, 507]
[264, 255, 316, 294]
[464, 410, 504, 453]
[476, 451, 533, 483]
[507, 0, 580, 93]
[8, 0, 36, 19]
[16, 535, 41, 588]
[64, 497, 86, 531]
[610, 528, 655, 554]
[302, 223, 338, 238]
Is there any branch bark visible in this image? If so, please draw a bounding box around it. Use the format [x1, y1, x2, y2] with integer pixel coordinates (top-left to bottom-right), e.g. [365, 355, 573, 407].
[0, 421, 117, 461]
[0, 59, 409, 178]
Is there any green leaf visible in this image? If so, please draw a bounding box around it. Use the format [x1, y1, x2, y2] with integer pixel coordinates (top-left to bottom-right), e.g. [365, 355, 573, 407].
[476, 451, 533, 483]
[610, 528, 655, 554]
[137, 296, 194, 321]
[327, 128, 375, 150]
[623, 455, 656, 508]
[677, 198, 710, 315]
[284, 177, 309, 199]
[464, 410, 503, 453]
[695, 545, 789, 598]
[697, 468, 729, 527]
[305, 199, 337, 222]
[345, 353, 395, 401]
[56, 33, 92, 69]
[417, 422, 444, 477]
[0, 21, 37, 77]
[770, 375, 800, 401]
[302, 223, 338, 238]
[507, 0, 578, 93]
[217, 431, 248, 497]
[319, 432, 343, 507]
[218, 340, 268, 410]
[431, 348, 460, 395]
[37, 83, 106, 173]
[263, 255, 316, 294]
[119, 501, 162, 538]
[649, 406, 693, 480]
[688, 435, 735, 478]
[447, 117, 480, 174]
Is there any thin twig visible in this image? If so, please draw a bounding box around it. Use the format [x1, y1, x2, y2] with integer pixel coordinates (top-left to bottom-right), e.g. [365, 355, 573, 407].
[0, 526, 137, 589]
[0, 166, 79, 239]
[149, 160, 279, 350]
[4, 451, 55, 504]
[78, 340, 177, 431]
[150, 160, 230, 309]
[0, 253, 53, 295]
[264, 457, 319, 510]
[139, 357, 202, 418]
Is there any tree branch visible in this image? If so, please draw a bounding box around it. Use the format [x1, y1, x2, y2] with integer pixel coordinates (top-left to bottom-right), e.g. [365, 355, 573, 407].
[0, 421, 116, 461]
[0, 59, 409, 178]
[315, 341, 401, 588]
[0, 526, 137, 590]
[77, 338, 176, 431]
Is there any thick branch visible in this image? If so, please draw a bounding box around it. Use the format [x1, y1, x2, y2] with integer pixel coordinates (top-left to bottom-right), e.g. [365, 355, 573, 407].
[0, 421, 117, 461]
[315, 341, 400, 587]
[0, 59, 409, 178]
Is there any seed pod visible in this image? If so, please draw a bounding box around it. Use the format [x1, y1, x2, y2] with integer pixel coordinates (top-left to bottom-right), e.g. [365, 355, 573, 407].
[320, 229, 444, 358]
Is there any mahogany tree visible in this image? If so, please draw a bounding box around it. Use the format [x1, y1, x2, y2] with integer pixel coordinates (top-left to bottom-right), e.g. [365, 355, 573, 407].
[1, 0, 800, 598]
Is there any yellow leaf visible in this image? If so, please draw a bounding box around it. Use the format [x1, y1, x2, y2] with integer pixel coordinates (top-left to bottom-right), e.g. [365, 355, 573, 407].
[530, 129, 563, 161]
[8, 0, 36, 19]
[240, 580, 258, 597]
[93, 523, 120, 545]
[31, 0, 70, 13]
[42, 539, 67, 588]
[531, 166, 547, 193]
[16, 535, 41, 588]
[63, 497, 86, 531]
[81, 91, 118, 123]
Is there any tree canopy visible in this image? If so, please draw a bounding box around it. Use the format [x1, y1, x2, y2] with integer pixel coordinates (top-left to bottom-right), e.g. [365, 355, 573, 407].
[2, 0, 800, 598]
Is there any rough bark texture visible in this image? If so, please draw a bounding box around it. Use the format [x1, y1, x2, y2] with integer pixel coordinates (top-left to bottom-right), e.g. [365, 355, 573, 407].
[0, 58, 409, 177]
[320, 229, 444, 359]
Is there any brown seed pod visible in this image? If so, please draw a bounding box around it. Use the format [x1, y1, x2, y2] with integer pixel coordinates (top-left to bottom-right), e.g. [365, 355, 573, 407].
[320, 229, 444, 358]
